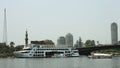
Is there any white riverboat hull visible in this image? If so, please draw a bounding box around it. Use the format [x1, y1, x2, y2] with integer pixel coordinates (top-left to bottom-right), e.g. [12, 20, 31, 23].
[14, 44, 80, 58]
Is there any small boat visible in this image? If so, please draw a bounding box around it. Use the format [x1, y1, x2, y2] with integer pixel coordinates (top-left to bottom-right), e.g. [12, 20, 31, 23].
[88, 53, 112, 59]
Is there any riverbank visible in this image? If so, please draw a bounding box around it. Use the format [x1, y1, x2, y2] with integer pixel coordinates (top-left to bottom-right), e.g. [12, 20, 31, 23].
[0, 44, 23, 58]
[0, 53, 15, 58]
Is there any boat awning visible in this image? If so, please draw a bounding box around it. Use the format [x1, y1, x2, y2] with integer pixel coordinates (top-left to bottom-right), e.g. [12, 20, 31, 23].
[93, 53, 112, 56]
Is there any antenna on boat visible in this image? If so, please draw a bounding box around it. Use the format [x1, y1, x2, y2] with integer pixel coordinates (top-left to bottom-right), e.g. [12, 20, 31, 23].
[3, 8, 7, 45]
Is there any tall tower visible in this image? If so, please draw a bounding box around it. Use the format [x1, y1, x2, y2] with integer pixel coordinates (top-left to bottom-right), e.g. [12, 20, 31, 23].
[111, 22, 118, 44]
[65, 33, 73, 47]
[25, 31, 28, 46]
[3, 8, 7, 45]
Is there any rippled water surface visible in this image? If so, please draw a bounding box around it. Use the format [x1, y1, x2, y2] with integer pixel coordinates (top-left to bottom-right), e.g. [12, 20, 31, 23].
[0, 56, 120, 68]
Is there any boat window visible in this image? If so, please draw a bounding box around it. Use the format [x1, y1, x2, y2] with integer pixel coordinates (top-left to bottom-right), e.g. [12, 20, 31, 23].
[21, 51, 29, 53]
[65, 51, 70, 53]
[24, 49, 32, 50]
[74, 51, 78, 53]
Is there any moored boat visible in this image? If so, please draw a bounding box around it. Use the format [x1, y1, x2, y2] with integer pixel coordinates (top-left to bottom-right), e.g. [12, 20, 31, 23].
[14, 44, 79, 58]
[88, 53, 112, 59]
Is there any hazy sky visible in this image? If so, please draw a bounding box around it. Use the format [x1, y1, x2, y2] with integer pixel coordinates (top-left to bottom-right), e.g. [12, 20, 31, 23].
[0, 0, 120, 45]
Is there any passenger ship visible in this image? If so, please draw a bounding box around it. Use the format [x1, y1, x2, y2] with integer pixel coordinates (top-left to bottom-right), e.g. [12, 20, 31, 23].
[14, 44, 79, 58]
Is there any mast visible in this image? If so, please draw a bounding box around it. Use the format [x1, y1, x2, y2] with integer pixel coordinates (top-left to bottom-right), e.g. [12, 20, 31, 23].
[3, 8, 7, 45]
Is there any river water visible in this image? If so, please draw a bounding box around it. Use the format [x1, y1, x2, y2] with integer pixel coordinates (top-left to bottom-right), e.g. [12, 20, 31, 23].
[0, 56, 120, 68]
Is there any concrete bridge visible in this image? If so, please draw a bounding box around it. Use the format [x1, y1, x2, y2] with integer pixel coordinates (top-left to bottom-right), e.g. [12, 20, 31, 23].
[76, 45, 120, 55]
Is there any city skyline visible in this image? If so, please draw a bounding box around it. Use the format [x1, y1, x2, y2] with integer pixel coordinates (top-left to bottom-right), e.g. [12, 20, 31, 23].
[0, 0, 120, 45]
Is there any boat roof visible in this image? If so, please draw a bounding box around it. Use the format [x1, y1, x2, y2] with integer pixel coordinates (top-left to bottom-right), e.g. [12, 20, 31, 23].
[93, 53, 112, 56]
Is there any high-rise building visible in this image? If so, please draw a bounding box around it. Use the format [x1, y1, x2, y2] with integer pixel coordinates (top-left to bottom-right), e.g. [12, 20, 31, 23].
[74, 37, 83, 48]
[111, 22, 118, 44]
[78, 37, 82, 47]
[65, 33, 73, 47]
[57, 36, 66, 45]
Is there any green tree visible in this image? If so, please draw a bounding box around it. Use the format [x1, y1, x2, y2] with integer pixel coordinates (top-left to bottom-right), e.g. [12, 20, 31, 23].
[14, 45, 24, 51]
[44, 39, 55, 45]
[10, 42, 15, 46]
[9, 42, 15, 53]
[119, 41, 120, 44]
[85, 40, 95, 47]
[0, 43, 14, 57]
[31, 40, 55, 45]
